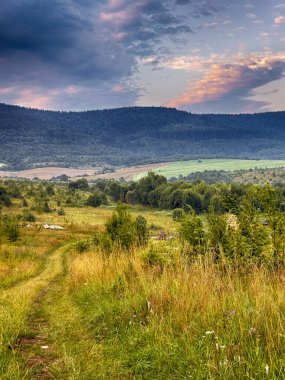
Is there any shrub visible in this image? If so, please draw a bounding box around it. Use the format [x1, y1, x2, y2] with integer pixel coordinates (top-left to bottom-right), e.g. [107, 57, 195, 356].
[179, 214, 206, 255]
[0, 186, 12, 207]
[135, 215, 149, 246]
[0, 216, 20, 243]
[105, 204, 148, 251]
[86, 192, 104, 208]
[21, 211, 36, 223]
[142, 246, 165, 268]
[172, 208, 186, 221]
[75, 239, 90, 253]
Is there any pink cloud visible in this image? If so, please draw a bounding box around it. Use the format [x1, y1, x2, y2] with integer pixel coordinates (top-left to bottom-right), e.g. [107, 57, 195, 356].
[165, 53, 285, 110]
[275, 15, 285, 24]
[2, 86, 82, 110]
[0, 86, 15, 95]
[112, 84, 127, 93]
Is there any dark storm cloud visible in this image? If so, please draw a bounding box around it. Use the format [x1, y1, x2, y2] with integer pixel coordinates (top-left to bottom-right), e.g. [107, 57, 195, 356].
[0, 0, 195, 105]
[0, 0, 134, 86]
[174, 0, 223, 17]
[175, 0, 191, 5]
[99, 0, 194, 56]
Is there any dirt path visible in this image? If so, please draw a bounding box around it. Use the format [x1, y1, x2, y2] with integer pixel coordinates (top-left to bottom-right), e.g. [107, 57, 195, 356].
[0, 245, 69, 379]
[0, 243, 104, 379]
[15, 251, 68, 379]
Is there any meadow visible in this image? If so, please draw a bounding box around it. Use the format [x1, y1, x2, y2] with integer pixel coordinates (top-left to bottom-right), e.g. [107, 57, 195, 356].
[134, 159, 285, 180]
[0, 179, 285, 379]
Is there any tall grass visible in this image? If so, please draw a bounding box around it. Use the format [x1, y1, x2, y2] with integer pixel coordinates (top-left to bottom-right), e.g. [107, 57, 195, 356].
[70, 247, 285, 379]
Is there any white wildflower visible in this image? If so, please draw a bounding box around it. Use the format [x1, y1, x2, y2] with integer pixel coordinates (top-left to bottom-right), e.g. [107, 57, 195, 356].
[249, 327, 256, 334]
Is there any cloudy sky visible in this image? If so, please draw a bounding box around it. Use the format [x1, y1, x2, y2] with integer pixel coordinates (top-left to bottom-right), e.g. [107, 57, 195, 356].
[0, 0, 285, 113]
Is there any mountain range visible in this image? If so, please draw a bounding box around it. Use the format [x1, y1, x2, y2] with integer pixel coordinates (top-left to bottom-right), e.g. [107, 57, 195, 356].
[0, 103, 285, 170]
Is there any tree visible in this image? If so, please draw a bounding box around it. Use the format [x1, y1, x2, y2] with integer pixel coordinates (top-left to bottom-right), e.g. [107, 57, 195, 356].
[68, 179, 89, 191]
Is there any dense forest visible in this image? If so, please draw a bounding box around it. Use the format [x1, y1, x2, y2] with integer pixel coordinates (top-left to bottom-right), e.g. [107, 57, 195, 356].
[1, 103, 285, 169]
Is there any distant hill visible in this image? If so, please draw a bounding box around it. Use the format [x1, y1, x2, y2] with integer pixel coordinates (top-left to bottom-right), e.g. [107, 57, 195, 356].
[0, 103, 285, 169]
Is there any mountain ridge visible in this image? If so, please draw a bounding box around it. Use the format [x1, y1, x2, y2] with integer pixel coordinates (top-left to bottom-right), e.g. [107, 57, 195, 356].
[0, 103, 285, 170]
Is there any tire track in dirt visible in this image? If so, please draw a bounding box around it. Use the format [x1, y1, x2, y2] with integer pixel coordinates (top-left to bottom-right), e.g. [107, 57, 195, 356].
[15, 250, 68, 379]
[0, 245, 70, 379]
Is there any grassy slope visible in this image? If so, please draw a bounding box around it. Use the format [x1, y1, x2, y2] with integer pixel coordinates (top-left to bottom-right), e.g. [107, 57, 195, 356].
[1, 204, 285, 378]
[134, 159, 285, 180]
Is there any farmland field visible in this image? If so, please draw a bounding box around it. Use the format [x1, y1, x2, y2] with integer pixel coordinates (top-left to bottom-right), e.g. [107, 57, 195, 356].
[134, 159, 285, 180]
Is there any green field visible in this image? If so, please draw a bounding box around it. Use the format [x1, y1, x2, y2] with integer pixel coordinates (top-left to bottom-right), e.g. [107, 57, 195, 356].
[134, 159, 285, 180]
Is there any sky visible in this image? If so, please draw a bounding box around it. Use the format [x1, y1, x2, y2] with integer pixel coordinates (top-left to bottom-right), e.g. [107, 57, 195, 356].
[0, 0, 285, 113]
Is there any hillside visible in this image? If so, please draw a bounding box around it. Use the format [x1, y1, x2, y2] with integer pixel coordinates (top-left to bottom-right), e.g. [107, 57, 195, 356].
[0, 103, 285, 169]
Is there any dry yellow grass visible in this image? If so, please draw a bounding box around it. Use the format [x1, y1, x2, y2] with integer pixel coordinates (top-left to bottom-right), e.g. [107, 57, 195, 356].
[68, 247, 285, 378]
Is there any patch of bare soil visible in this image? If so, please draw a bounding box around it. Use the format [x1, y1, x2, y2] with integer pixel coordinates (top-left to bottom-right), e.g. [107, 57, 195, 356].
[0, 162, 168, 181]
[0, 167, 95, 180]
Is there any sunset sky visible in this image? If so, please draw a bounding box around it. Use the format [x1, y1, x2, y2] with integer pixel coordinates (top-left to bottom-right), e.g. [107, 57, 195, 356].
[0, 0, 285, 113]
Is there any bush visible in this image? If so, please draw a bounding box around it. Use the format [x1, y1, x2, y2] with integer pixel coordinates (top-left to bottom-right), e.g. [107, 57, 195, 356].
[179, 214, 206, 255]
[75, 239, 90, 253]
[57, 208, 65, 216]
[43, 200, 52, 213]
[142, 247, 165, 268]
[0, 187, 12, 207]
[0, 216, 20, 242]
[86, 192, 106, 208]
[172, 208, 186, 222]
[135, 215, 149, 246]
[21, 211, 36, 223]
[105, 204, 148, 251]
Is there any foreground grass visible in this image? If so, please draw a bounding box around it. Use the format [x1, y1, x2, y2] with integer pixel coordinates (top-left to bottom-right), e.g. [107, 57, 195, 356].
[69, 249, 285, 379]
[1, 203, 285, 378]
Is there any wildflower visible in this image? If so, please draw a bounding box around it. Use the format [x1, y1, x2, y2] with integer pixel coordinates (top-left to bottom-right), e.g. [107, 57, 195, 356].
[205, 331, 215, 335]
[220, 345, 226, 349]
[265, 364, 269, 375]
[215, 343, 219, 350]
[249, 327, 256, 334]
[228, 310, 236, 315]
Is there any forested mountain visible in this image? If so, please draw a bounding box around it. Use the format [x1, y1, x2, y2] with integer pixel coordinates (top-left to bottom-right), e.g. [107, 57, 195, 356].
[0, 103, 285, 169]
